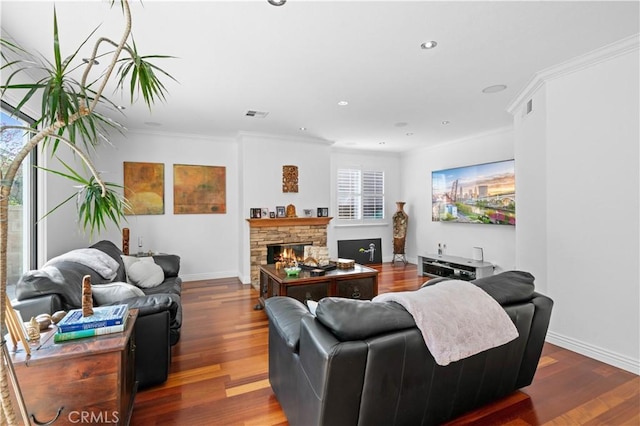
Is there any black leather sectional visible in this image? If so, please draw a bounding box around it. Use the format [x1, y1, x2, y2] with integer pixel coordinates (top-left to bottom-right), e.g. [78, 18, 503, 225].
[12, 240, 182, 389]
[265, 271, 553, 425]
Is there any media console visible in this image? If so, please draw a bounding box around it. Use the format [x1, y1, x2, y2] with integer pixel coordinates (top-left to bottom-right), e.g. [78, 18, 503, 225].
[418, 253, 494, 281]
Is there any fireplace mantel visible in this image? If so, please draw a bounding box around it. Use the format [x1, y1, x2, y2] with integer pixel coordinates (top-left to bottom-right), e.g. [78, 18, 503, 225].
[247, 217, 333, 228]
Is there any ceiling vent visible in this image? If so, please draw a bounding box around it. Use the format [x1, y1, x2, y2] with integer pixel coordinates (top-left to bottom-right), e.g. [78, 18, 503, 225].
[245, 110, 269, 118]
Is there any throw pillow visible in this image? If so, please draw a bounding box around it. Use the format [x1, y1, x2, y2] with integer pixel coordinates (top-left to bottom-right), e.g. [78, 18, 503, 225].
[120, 255, 155, 284]
[92, 282, 145, 305]
[127, 261, 165, 288]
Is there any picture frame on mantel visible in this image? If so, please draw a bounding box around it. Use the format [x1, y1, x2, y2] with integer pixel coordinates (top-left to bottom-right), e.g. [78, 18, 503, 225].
[276, 206, 286, 218]
[317, 207, 329, 217]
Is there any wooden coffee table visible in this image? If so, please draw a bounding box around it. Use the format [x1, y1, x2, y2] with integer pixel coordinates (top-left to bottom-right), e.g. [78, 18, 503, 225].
[257, 263, 378, 308]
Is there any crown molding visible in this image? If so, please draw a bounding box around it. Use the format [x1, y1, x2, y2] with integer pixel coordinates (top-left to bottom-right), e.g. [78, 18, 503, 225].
[507, 33, 640, 115]
[237, 131, 335, 146]
[331, 146, 402, 158]
[124, 127, 236, 143]
[405, 125, 513, 155]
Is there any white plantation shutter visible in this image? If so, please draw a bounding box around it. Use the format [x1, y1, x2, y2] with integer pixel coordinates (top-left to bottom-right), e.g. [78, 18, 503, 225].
[337, 169, 361, 219]
[337, 168, 384, 221]
[362, 171, 384, 219]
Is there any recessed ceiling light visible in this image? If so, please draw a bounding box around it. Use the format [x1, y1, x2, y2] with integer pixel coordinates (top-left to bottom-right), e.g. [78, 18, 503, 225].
[420, 41, 438, 50]
[441, 120, 450, 125]
[267, 0, 286, 5]
[299, 127, 307, 131]
[482, 84, 507, 93]
[338, 101, 349, 106]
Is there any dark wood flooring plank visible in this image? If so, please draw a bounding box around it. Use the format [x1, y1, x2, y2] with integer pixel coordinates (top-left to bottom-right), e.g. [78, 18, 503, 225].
[131, 263, 640, 425]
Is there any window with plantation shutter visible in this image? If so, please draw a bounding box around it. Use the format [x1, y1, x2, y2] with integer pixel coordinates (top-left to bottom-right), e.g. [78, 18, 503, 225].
[337, 168, 384, 221]
[363, 171, 384, 219]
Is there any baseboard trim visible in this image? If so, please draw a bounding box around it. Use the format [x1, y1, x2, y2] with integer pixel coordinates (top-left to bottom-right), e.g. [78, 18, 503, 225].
[182, 271, 239, 282]
[546, 331, 639, 375]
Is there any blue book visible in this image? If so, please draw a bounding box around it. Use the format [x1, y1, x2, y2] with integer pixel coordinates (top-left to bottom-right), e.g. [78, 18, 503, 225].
[54, 320, 128, 343]
[56, 304, 129, 333]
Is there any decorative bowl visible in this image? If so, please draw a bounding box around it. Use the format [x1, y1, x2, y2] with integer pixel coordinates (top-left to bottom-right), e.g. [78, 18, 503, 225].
[284, 266, 301, 276]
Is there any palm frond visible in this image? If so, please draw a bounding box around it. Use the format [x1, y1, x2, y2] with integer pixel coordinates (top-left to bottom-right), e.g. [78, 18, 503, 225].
[116, 37, 176, 109]
[36, 158, 129, 237]
[1, 0, 172, 241]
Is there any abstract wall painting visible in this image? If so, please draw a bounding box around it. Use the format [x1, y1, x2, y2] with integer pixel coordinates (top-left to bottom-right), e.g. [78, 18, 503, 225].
[173, 164, 226, 214]
[123, 162, 165, 215]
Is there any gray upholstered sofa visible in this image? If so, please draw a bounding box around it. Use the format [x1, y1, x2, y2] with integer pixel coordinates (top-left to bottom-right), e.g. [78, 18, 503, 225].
[265, 271, 553, 425]
[11, 240, 182, 388]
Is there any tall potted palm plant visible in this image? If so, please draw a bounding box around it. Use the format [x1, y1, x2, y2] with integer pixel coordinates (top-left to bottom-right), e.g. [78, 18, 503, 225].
[0, 1, 174, 423]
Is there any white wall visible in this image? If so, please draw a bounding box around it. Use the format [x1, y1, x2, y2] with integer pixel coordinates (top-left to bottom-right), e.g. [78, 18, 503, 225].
[42, 130, 240, 282]
[38, 142, 90, 259]
[329, 148, 402, 262]
[510, 38, 639, 373]
[40, 129, 407, 285]
[401, 128, 516, 272]
[237, 132, 333, 283]
[512, 89, 549, 294]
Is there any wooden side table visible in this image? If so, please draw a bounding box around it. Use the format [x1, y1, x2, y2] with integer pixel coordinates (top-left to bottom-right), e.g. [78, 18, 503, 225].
[9, 309, 138, 425]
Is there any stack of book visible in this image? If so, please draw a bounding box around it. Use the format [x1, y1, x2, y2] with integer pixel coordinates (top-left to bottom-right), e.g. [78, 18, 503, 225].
[54, 304, 130, 343]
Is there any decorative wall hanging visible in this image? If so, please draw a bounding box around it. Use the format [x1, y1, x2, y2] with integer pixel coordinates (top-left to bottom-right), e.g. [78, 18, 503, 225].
[282, 165, 299, 193]
[123, 162, 165, 215]
[174, 164, 226, 214]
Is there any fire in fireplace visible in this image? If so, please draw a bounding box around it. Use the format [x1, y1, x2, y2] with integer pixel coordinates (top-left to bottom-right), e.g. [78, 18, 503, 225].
[267, 242, 312, 265]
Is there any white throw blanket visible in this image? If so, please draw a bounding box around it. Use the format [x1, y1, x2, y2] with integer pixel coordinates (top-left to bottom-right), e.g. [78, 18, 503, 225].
[44, 248, 119, 280]
[372, 280, 519, 366]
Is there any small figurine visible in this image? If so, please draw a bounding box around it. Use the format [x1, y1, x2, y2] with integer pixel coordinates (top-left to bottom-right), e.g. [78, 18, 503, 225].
[82, 275, 94, 317]
[27, 317, 41, 343]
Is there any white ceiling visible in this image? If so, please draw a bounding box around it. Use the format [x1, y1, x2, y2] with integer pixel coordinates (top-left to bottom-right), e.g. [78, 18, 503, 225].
[1, 0, 639, 152]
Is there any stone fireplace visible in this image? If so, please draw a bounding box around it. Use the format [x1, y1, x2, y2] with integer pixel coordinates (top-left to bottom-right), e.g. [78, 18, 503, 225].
[247, 217, 332, 289]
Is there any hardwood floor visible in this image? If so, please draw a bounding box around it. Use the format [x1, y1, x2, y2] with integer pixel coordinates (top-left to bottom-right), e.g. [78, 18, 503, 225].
[131, 263, 639, 425]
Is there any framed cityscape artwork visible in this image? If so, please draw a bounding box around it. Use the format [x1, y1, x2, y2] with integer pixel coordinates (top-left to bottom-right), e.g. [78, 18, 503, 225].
[431, 159, 515, 225]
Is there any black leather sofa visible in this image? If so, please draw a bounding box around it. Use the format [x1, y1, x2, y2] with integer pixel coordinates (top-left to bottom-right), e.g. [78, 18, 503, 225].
[12, 240, 182, 388]
[264, 271, 553, 426]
